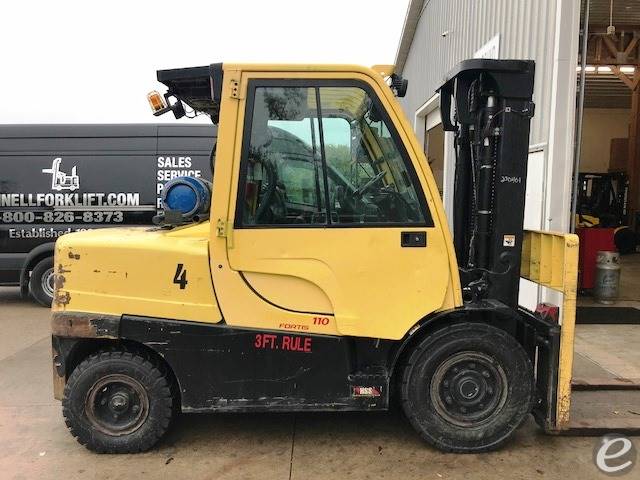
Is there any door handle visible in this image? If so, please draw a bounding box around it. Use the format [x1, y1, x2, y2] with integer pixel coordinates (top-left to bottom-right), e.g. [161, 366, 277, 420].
[401, 231, 427, 247]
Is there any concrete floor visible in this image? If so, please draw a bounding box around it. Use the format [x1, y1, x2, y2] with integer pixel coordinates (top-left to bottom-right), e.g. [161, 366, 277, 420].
[575, 324, 640, 380]
[0, 287, 630, 480]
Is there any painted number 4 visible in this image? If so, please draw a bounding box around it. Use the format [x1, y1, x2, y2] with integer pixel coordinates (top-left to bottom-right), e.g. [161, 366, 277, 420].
[173, 263, 188, 289]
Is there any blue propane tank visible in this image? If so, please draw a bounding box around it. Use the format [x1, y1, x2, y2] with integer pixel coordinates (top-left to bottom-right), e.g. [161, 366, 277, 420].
[161, 176, 212, 224]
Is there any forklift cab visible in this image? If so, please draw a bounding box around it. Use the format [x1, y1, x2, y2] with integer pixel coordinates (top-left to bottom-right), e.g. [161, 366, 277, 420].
[191, 65, 460, 340]
[53, 61, 621, 455]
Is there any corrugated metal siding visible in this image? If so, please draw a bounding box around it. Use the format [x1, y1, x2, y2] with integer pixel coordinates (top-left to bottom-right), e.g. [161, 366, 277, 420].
[399, 0, 559, 146]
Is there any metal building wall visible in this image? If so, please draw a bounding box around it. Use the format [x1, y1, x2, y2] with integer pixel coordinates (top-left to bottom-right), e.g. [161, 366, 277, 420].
[397, 0, 581, 237]
[399, 0, 557, 146]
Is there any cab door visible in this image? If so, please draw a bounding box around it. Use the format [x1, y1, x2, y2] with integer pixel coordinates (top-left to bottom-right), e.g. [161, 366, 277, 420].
[213, 72, 452, 340]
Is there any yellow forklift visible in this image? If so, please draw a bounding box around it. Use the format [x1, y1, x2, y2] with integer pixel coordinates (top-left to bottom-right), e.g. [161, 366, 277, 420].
[51, 60, 603, 454]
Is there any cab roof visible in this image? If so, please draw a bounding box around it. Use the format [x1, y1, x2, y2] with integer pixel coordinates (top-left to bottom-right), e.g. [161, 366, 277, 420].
[156, 63, 394, 122]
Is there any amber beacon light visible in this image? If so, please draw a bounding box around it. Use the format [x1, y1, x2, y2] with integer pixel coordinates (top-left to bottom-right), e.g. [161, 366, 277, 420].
[147, 91, 167, 114]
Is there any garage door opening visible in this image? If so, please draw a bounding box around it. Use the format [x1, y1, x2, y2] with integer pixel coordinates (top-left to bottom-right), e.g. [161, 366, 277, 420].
[574, 0, 640, 305]
[568, 0, 640, 434]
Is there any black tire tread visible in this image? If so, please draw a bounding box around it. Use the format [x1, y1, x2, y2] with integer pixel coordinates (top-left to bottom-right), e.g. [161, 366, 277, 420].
[62, 347, 173, 453]
[399, 322, 534, 453]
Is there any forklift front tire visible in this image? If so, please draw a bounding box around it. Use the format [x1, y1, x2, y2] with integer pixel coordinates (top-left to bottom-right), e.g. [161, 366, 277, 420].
[62, 349, 174, 453]
[400, 322, 534, 453]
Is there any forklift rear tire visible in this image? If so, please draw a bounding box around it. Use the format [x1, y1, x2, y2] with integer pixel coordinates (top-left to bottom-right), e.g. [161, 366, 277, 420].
[62, 349, 174, 453]
[29, 257, 54, 307]
[400, 322, 533, 453]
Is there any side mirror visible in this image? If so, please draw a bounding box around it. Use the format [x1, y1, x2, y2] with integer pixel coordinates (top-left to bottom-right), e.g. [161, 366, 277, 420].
[170, 99, 186, 119]
[389, 74, 408, 98]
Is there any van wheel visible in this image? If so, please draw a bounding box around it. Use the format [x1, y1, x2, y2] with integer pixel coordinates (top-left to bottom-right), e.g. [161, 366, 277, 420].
[400, 322, 534, 453]
[29, 257, 54, 307]
[63, 350, 174, 453]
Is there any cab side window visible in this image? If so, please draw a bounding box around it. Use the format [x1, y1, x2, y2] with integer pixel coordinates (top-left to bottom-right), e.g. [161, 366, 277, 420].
[240, 87, 326, 225]
[238, 83, 428, 227]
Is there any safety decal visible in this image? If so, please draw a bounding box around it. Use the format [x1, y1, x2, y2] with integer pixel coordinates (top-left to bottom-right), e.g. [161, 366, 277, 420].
[352, 386, 382, 397]
[503, 234, 516, 247]
[254, 333, 312, 353]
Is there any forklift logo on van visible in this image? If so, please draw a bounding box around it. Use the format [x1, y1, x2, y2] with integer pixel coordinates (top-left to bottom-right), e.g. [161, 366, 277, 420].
[42, 158, 79, 191]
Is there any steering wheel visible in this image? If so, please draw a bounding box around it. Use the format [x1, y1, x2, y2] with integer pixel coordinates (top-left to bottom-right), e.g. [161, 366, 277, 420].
[353, 171, 386, 197]
[254, 158, 288, 223]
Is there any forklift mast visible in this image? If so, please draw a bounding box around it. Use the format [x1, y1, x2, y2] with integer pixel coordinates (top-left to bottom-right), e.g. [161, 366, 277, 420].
[439, 59, 535, 309]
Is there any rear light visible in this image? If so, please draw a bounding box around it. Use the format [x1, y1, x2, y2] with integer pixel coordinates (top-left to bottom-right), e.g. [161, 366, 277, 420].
[536, 303, 559, 323]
